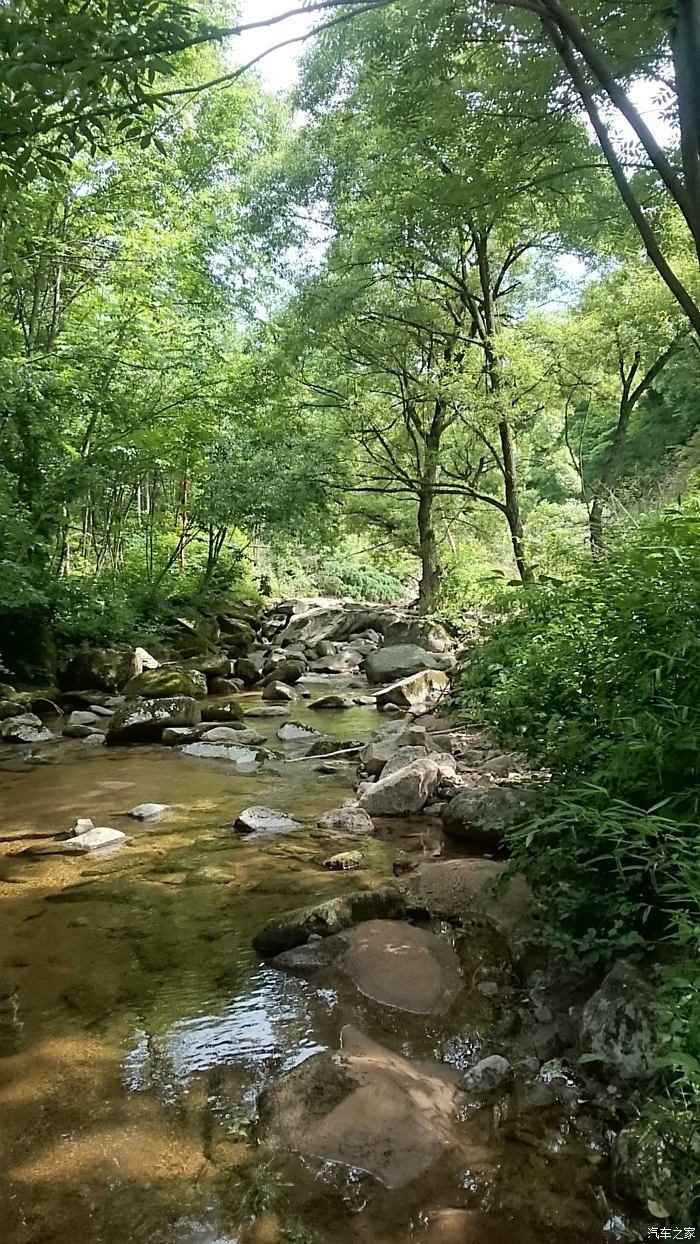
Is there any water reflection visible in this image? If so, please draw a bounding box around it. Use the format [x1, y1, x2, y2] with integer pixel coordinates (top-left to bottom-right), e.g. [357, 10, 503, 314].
[123, 967, 335, 1090]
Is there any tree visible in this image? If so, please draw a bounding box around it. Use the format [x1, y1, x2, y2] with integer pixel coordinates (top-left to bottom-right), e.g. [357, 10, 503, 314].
[550, 259, 691, 546]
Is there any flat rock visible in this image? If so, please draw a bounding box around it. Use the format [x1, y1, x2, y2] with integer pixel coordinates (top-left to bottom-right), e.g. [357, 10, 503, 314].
[127, 803, 170, 821]
[259, 1025, 464, 1189]
[407, 859, 533, 935]
[276, 721, 322, 742]
[317, 805, 375, 834]
[162, 725, 201, 745]
[183, 743, 259, 764]
[234, 805, 303, 836]
[67, 710, 99, 727]
[200, 726, 248, 744]
[337, 920, 463, 1014]
[309, 694, 354, 710]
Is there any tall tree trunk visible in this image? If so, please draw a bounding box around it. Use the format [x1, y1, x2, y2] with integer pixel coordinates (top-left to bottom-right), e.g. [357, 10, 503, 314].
[417, 483, 440, 613]
[499, 419, 532, 582]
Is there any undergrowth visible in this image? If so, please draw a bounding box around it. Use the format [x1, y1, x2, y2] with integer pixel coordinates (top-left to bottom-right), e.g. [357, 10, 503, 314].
[451, 501, 700, 1219]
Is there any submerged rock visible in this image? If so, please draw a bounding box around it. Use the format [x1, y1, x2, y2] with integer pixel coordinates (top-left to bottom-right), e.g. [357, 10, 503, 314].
[245, 705, 289, 719]
[579, 960, 657, 1083]
[234, 805, 303, 836]
[460, 1055, 511, 1094]
[324, 850, 365, 871]
[252, 886, 407, 956]
[338, 920, 463, 1015]
[317, 805, 375, 834]
[258, 1025, 463, 1189]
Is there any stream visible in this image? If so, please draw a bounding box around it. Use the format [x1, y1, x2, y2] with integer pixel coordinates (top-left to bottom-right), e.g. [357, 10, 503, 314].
[0, 677, 630, 1244]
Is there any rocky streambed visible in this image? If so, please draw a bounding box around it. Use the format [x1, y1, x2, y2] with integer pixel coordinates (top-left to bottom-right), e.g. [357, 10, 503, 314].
[0, 600, 649, 1243]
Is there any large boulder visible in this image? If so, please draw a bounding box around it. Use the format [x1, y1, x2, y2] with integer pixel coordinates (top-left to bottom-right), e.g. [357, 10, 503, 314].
[263, 659, 304, 685]
[383, 619, 452, 653]
[361, 725, 437, 776]
[359, 755, 454, 817]
[579, 960, 657, 1083]
[441, 784, 541, 849]
[200, 698, 244, 723]
[0, 699, 29, 720]
[218, 616, 256, 654]
[374, 670, 449, 708]
[318, 805, 375, 834]
[58, 648, 137, 693]
[365, 644, 454, 685]
[252, 886, 407, 956]
[262, 680, 297, 702]
[121, 667, 207, 700]
[182, 651, 231, 681]
[613, 1120, 699, 1218]
[0, 713, 54, 744]
[234, 657, 262, 686]
[106, 695, 201, 744]
[258, 1026, 461, 1189]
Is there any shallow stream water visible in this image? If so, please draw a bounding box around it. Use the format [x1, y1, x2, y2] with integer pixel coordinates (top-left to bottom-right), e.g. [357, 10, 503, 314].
[0, 682, 627, 1244]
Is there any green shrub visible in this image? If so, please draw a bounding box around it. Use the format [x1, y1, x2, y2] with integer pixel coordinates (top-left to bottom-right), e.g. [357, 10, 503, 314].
[452, 502, 700, 1219]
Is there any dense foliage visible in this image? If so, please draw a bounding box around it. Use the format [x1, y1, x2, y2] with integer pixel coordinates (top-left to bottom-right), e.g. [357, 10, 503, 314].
[452, 504, 700, 1216]
[1, 0, 700, 1211]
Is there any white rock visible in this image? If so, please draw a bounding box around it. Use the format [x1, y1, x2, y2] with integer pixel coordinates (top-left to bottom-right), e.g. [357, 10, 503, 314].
[234, 805, 302, 835]
[182, 743, 259, 763]
[134, 646, 159, 671]
[277, 721, 322, 742]
[127, 803, 170, 821]
[318, 805, 375, 834]
[69, 826, 127, 852]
